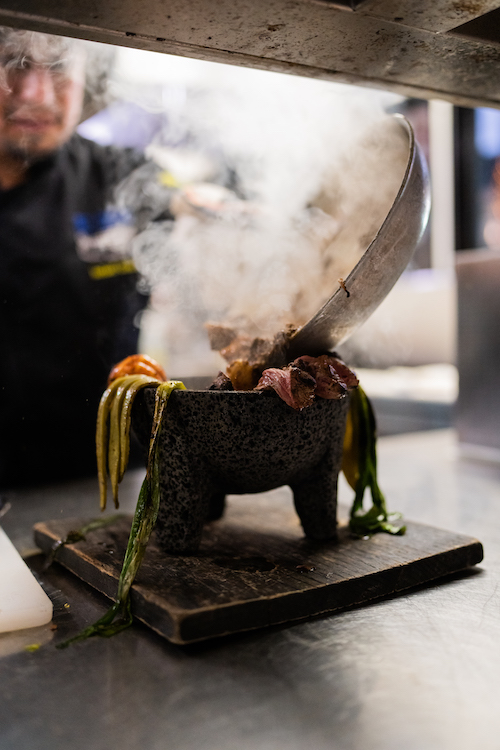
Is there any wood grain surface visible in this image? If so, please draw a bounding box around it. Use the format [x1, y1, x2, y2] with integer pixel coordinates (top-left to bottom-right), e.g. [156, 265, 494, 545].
[33, 495, 483, 645]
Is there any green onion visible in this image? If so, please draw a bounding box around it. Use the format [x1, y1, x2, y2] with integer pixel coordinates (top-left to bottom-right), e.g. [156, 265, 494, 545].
[58, 381, 186, 647]
[347, 386, 406, 538]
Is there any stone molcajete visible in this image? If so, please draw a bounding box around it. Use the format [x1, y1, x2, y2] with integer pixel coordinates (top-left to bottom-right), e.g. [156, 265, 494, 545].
[127, 114, 431, 557]
[132, 387, 349, 555]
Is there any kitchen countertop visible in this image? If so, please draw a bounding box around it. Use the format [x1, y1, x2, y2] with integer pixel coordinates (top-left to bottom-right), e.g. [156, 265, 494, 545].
[1, 429, 499, 750]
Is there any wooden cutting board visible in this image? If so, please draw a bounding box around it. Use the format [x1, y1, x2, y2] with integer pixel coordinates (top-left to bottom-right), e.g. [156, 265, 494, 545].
[33, 497, 483, 645]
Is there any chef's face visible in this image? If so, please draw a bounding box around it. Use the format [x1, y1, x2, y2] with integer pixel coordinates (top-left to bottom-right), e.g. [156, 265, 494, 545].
[0, 39, 85, 160]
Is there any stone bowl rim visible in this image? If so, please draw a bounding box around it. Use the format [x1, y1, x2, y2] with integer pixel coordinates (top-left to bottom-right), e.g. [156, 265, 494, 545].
[140, 383, 350, 404]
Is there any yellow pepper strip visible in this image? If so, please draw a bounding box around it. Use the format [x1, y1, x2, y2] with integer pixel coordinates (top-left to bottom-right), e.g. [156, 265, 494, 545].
[118, 375, 160, 481]
[96, 379, 125, 512]
[108, 379, 132, 508]
[341, 398, 359, 491]
[96, 375, 161, 511]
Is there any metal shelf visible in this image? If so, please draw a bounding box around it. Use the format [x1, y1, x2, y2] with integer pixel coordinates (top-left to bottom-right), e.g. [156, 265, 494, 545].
[0, 1, 499, 108]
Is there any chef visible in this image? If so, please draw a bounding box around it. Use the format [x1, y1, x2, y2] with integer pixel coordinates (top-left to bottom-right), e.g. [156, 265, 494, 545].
[0, 28, 167, 486]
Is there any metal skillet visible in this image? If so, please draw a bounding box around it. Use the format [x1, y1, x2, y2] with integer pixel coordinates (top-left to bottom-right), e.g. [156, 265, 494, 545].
[285, 114, 431, 360]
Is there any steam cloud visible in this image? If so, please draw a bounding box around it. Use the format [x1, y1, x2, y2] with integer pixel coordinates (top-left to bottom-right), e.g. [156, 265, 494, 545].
[111, 58, 407, 376]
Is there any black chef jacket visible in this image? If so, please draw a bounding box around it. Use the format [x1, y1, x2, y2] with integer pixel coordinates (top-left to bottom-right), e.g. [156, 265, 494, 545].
[0, 134, 151, 487]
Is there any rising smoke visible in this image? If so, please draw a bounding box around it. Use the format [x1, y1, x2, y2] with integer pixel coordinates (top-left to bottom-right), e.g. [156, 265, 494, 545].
[110, 54, 408, 376]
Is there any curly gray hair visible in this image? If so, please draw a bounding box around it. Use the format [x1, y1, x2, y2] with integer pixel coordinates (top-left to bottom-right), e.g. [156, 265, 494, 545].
[0, 26, 115, 119]
[0, 27, 83, 68]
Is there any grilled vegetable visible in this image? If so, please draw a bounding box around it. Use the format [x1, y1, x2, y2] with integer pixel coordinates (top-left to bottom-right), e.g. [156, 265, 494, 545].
[342, 386, 405, 537]
[96, 374, 161, 511]
[60, 379, 186, 647]
[107, 354, 166, 385]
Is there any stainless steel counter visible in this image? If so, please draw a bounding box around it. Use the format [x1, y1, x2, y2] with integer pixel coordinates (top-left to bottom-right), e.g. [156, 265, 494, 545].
[1, 429, 499, 750]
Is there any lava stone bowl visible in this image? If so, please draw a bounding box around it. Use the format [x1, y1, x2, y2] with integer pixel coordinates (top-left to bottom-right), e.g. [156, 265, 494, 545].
[132, 387, 349, 554]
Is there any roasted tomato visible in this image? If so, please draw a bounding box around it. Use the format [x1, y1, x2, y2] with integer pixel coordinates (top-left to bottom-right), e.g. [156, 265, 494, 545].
[107, 354, 167, 385]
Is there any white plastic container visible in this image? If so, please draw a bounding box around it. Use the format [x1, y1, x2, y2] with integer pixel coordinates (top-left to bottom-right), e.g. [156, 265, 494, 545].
[0, 526, 53, 633]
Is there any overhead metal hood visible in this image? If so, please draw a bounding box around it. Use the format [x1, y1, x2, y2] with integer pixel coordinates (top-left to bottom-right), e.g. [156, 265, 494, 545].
[0, 1, 499, 108]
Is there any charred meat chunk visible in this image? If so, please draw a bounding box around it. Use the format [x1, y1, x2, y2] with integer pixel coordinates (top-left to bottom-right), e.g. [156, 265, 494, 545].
[209, 371, 235, 391]
[256, 365, 316, 410]
[293, 354, 358, 399]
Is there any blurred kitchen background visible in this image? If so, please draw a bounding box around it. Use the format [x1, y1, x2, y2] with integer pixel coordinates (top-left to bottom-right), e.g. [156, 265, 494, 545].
[78, 42, 500, 452]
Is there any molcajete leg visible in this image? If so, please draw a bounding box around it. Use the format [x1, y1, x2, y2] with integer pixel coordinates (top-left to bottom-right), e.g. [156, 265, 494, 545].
[289, 445, 342, 540]
[154, 436, 214, 555]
